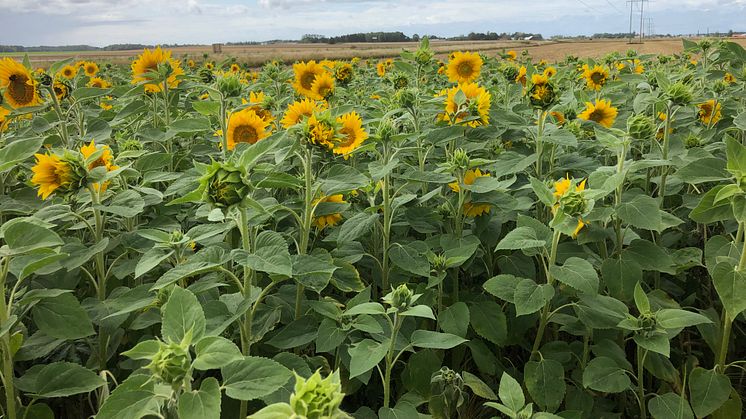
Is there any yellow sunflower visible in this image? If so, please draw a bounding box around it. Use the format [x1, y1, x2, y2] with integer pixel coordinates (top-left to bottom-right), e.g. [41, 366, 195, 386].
[244, 91, 274, 123]
[581, 64, 609, 90]
[205, 62, 215, 71]
[448, 168, 491, 217]
[131, 46, 184, 93]
[306, 113, 336, 149]
[230, 63, 241, 73]
[543, 66, 557, 78]
[0, 106, 10, 132]
[187, 59, 196, 69]
[631, 59, 644, 74]
[552, 177, 588, 237]
[0, 58, 41, 108]
[506, 50, 517, 61]
[87, 77, 111, 89]
[83, 61, 99, 77]
[724, 73, 735, 84]
[698, 99, 722, 126]
[446, 51, 483, 84]
[334, 63, 353, 83]
[58, 64, 77, 80]
[312, 194, 347, 229]
[226, 109, 270, 150]
[53, 82, 69, 101]
[292, 60, 325, 99]
[442, 82, 491, 127]
[578, 99, 618, 128]
[376, 59, 393, 77]
[516, 66, 527, 86]
[281, 98, 325, 128]
[31, 153, 73, 200]
[80, 140, 118, 192]
[310, 71, 335, 100]
[333, 112, 367, 158]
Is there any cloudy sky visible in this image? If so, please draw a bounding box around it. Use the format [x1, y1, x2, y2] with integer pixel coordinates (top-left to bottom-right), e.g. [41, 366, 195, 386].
[0, 0, 744, 46]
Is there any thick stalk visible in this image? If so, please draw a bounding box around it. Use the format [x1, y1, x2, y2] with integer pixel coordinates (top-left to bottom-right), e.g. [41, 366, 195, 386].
[89, 188, 109, 373]
[219, 98, 228, 159]
[381, 143, 392, 292]
[636, 345, 648, 419]
[657, 104, 673, 201]
[614, 141, 629, 253]
[295, 147, 314, 319]
[238, 208, 254, 355]
[530, 229, 561, 359]
[535, 110, 546, 180]
[46, 85, 69, 147]
[718, 227, 746, 368]
[0, 258, 16, 419]
[382, 314, 401, 409]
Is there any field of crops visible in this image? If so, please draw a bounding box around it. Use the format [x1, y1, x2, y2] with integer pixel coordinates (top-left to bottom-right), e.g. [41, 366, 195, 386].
[0, 37, 744, 418]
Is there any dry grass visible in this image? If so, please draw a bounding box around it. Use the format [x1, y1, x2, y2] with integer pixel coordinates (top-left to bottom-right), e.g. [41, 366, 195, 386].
[8, 38, 746, 67]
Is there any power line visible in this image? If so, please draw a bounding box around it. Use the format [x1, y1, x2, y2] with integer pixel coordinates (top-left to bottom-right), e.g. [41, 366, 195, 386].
[604, 0, 623, 14]
[575, 0, 595, 13]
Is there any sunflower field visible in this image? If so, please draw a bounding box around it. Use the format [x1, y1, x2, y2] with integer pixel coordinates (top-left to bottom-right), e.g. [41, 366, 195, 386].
[0, 37, 745, 419]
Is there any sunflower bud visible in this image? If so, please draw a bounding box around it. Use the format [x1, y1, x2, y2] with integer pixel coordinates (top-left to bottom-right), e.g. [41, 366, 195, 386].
[559, 189, 588, 217]
[429, 367, 465, 419]
[501, 65, 519, 82]
[684, 133, 702, 148]
[449, 148, 470, 173]
[37, 71, 52, 87]
[169, 230, 185, 244]
[665, 82, 693, 106]
[384, 284, 414, 311]
[391, 73, 408, 90]
[289, 370, 347, 419]
[396, 88, 417, 109]
[377, 117, 395, 143]
[146, 340, 191, 387]
[713, 80, 727, 94]
[626, 114, 655, 140]
[201, 162, 250, 208]
[118, 138, 144, 152]
[528, 82, 556, 109]
[198, 67, 214, 83]
[217, 74, 243, 98]
[697, 39, 712, 52]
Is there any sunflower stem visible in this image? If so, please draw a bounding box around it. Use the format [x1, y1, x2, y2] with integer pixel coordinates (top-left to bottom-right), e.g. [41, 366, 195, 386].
[0, 256, 17, 419]
[530, 229, 561, 360]
[381, 141, 392, 293]
[46, 85, 69, 147]
[295, 147, 314, 320]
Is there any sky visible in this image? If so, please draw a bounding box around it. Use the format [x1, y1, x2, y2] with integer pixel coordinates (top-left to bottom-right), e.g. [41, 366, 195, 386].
[0, 0, 744, 47]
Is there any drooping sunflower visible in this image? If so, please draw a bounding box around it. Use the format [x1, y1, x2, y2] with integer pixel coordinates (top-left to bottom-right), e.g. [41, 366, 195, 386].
[87, 77, 111, 89]
[281, 98, 325, 128]
[334, 63, 353, 84]
[630, 59, 644, 74]
[58, 64, 77, 80]
[582, 64, 609, 90]
[506, 50, 517, 61]
[376, 59, 393, 77]
[31, 153, 73, 200]
[515, 66, 527, 86]
[83, 61, 99, 77]
[80, 140, 118, 192]
[292, 61, 325, 99]
[578, 99, 618, 128]
[448, 168, 492, 217]
[131, 46, 184, 93]
[312, 194, 347, 229]
[552, 177, 588, 238]
[226, 109, 270, 150]
[244, 91, 274, 123]
[305, 113, 336, 149]
[697, 99, 722, 126]
[53, 81, 69, 101]
[0, 58, 41, 108]
[310, 71, 335, 100]
[442, 82, 492, 127]
[446, 51, 483, 84]
[333, 112, 367, 158]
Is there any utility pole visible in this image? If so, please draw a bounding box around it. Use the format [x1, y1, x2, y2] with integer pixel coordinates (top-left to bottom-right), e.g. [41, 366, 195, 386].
[646, 18, 654, 39]
[639, 0, 645, 42]
[627, 0, 640, 43]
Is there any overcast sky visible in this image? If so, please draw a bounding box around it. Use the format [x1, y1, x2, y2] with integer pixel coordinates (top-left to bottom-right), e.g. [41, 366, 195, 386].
[0, 0, 744, 46]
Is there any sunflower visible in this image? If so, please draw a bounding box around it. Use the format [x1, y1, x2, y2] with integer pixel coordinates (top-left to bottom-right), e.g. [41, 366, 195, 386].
[58, 65, 77, 80]
[80, 140, 118, 192]
[306, 113, 336, 149]
[312, 194, 346, 229]
[83, 61, 99, 77]
[292, 60, 325, 99]
[506, 50, 517, 61]
[550, 111, 566, 125]
[448, 168, 491, 217]
[724, 73, 735, 84]
[531, 73, 549, 86]
[87, 77, 111, 89]
[0, 106, 10, 132]
[515, 66, 527, 86]
[552, 177, 588, 237]
[442, 82, 491, 127]
[187, 59, 196, 69]
[581, 64, 608, 90]
[53, 81, 69, 100]
[131, 46, 184, 93]
[244, 91, 274, 123]
[631, 59, 644, 74]
[226, 109, 270, 150]
[616, 62, 626, 71]
[230, 63, 241, 73]
[543, 66, 557, 78]
[697, 99, 722, 126]
[281, 98, 325, 128]
[446, 51, 483, 84]
[333, 112, 367, 158]
[0, 58, 41, 108]
[205, 62, 215, 71]
[334, 63, 353, 84]
[31, 153, 74, 200]
[376, 59, 393, 77]
[310, 71, 335, 100]
[578, 99, 617, 128]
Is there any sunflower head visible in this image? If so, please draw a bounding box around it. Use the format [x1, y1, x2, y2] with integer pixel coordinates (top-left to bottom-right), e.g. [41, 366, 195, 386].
[446, 51, 483, 84]
[281, 98, 326, 128]
[310, 71, 335, 100]
[53, 81, 70, 101]
[200, 160, 251, 208]
[376, 59, 393, 77]
[334, 63, 353, 84]
[187, 59, 196, 68]
[448, 168, 491, 217]
[627, 114, 655, 140]
[83, 61, 99, 77]
[226, 108, 270, 150]
[665, 81, 693, 106]
[578, 99, 618, 128]
[552, 177, 591, 237]
[442, 82, 491, 127]
[216, 73, 243, 98]
[303, 112, 337, 150]
[333, 111, 367, 159]
[582, 64, 609, 90]
[697, 99, 722, 126]
[87, 77, 111, 89]
[312, 194, 347, 229]
[230, 63, 241, 73]
[58, 65, 77, 80]
[80, 140, 119, 192]
[505, 50, 517, 61]
[292, 61, 325, 99]
[31, 152, 86, 200]
[131, 46, 184, 92]
[0, 58, 42, 108]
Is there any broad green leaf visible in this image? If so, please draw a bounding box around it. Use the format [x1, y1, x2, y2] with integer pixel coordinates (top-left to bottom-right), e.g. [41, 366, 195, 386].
[616, 194, 662, 231]
[648, 393, 695, 419]
[3, 221, 63, 255]
[656, 309, 711, 329]
[711, 261, 746, 319]
[601, 257, 641, 302]
[122, 340, 160, 360]
[96, 374, 159, 419]
[389, 244, 430, 277]
[525, 359, 565, 412]
[221, 357, 292, 401]
[348, 339, 388, 378]
[337, 212, 379, 243]
[495, 226, 546, 251]
[32, 294, 94, 340]
[178, 377, 221, 419]
[498, 372, 525, 413]
[194, 336, 243, 370]
[514, 278, 554, 316]
[582, 357, 631, 393]
[291, 254, 337, 293]
[462, 371, 497, 400]
[410, 330, 467, 349]
[439, 302, 469, 338]
[689, 186, 734, 224]
[400, 305, 435, 320]
[266, 316, 318, 349]
[135, 247, 174, 279]
[0, 136, 44, 173]
[235, 230, 292, 277]
[97, 190, 145, 218]
[161, 287, 206, 343]
[469, 301, 507, 346]
[550, 257, 599, 294]
[17, 362, 105, 398]
[689, 367, 731, 418]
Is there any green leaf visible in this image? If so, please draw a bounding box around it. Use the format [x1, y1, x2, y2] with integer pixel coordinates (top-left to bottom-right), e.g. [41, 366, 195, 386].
[221, 357, 292, 401]
[236, 231, 292, 277]
[193, 336, 243, 370]
[410, 330, 467, 349]
[3, 221, 63, 255]
[321, 164, 369, 194]
[96, 374, 159, 419]
[524, 359, 565, 412]
[17, 362, 105, 398]
[266, 316, 318, 349]
[725, 136, 746, 175]
[122, 340, 160, 360]
[689, 367, 731, 418]
[711, 261, 746, 319]
[634, 282, 651, 314]
[151, 261, 222, 290]
[191, 100, 220, 116]
[400, 305, 435, 320]
[514, 278, 554, 316]
[291, 254, 337, 293]
[72, 87, 112, 101]
[582, 357, 631, 393]
[550, 257, 599, 294]
[389, 244, 430, 277]
[439, 302, 470, 338]
[462, 371, 497, 400]
[601, 257, 641, 302]
[135, 247, 174, 279]
[348, 339, 388, 378]
[498, 372, 525, 413]
[616, 194, 662, 231]
[337, 212, 379, 243]
[469, 301, 507, 346]
[676, 158, 729, 184]
[344, 302, 386, 316]
[622, 239, 676, 274]
[161, 287, 206, 343]
[247, 403, 294, 419]
[689, 186, 734, 224]
[648, 393, 695, 419]
[0, 136, 44, 173]
[656, 309, 711, 329]
[495, 226, 546, 251]
[32, 294, 94, 340]
[483, 274, 523, 303]
[97, 190, 145, 218]
[178, 377, 221, 419]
